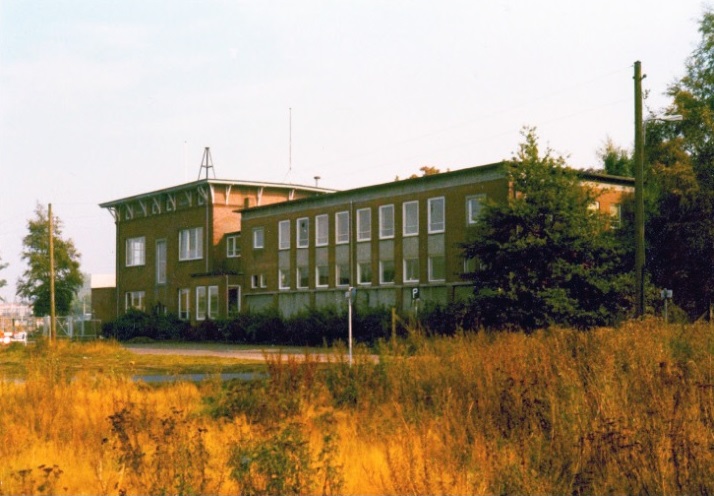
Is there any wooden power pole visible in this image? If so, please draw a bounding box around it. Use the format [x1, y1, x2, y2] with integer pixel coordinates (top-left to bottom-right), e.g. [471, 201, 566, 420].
[49, 203, 56, 342]
[634, 61, 645, 318]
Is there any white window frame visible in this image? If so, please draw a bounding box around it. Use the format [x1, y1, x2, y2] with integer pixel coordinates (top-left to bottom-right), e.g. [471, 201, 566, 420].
[403, 258, 420, 283]
[379, 205, 395, 239]
[156, 239, 167, 284]
[178, 288, 190, 320]
[466, 194, 486, 225]
[125, 237, 145, 267]
[179, 227, 203, 261]
[252, 227, 264, 249]
[428, 255, 446, 282]
[428, 197, 445, 233]
[125, 291, 145, 311]
[227, 235, 240, 257]
[357, 208, 371, 241]
[196, 286, 207, 321]
[315, 214, 329, 247]
[357, 262, 372, 285]
[335, 211, 350, 244]
[403, 201, 419, 236]
[208, 285, 219, 319]
[316, 264, 329, 287]
[278, 220, 291, 250]
[380, 260, 395, 284]
[279, 268, 290, 290]
[297, 217, 309, 248]
[610, 203, 622, 229]
[336, 263, 350, 287]
[251, 274, 266, 289]
[297, 266, 309, 289]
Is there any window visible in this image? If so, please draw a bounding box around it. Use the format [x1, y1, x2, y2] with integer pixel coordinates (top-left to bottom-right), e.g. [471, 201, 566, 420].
[315, 214, 328, 246]
[357, 208, 371, 241]
[279, 221, 290, 250]
[178, 288, 190, 320]
[126, 237, 145, 267]
[156, 239, 166, 284]
[297, 266, 309, 289]
[208, 286, 219, 319]
[196, 286, 207, 320]
[403, 201, 419, 236]
[428, 256, 446, 281]
[336, 263, 350, 286]
[610, 204, 622, 228]
[316, 265, 329, 287]
[379, 205, 395, 239]
[335, 211, 350, 244]
[428, 197, 445, 233]
[358, 262, 372, 285]
[252, 227, 264, 249]
[466, 195, 486, 224]
[380, 260, 395, 284]
[179, 227, 203, 260]
[125, 291, 145, 311]
[463, 257, 478, 275]
[279, 269, 290, 289]
[297, 217, 309, 248]
[404, 258, 419, 283]
[251, 274, 266, 289]
[227, 235, 240, 257]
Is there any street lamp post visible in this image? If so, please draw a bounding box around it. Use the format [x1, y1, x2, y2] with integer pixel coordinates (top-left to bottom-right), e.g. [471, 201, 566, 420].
[633, 60, 682, 318]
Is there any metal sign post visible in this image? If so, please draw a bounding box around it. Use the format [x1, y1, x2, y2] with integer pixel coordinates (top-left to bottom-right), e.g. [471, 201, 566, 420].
[345, 287, 356, 366]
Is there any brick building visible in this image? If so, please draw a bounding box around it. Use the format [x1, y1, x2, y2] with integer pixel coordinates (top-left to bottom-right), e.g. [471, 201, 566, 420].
[96, 162, 632, 325]
[239, 163, 633, 316]
[97, 178, 334, 323]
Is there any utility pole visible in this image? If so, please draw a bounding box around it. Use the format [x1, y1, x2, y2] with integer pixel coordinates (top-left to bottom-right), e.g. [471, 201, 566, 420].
[634, 61, 646, 318]
[48, 203, 56, 342]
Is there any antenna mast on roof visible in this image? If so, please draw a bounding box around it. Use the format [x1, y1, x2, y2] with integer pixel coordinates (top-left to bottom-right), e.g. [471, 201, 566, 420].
[197, 146, 216, 180]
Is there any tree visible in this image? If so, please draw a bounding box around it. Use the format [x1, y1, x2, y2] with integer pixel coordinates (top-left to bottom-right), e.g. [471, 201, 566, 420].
[0, 253, 7, 301]
[16, 204, 84, 316]
[645, 8, 714, 319]
[463, 127, 630, 331]
[598, 137, 633, 177]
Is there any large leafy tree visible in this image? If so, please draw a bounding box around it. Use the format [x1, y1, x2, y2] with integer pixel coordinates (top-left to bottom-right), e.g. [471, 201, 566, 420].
[16, 204, 83, 316]
[646, 8, 714, 319]
[463, 128, 630, 331]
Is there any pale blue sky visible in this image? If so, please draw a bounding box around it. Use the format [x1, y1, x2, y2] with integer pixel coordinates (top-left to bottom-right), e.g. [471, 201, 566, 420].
[0, 0, 707, 302]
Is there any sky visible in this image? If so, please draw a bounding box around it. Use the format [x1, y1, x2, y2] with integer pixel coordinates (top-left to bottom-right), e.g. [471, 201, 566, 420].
[0, 0, 708, 303]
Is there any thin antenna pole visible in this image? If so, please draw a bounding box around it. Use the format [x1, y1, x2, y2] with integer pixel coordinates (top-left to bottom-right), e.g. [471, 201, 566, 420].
[197, 147, 216, 180]
[289, 107, 292, 173]
[48, 203, 56, 342]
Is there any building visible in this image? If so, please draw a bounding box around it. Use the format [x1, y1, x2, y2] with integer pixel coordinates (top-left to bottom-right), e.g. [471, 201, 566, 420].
[97, 178, 334, 324]
[97, 162, 633, 325]
[239, 162, 633, 316]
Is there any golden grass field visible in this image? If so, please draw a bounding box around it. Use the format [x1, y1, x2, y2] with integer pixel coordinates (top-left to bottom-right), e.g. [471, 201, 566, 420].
[1, 320, 713, 494]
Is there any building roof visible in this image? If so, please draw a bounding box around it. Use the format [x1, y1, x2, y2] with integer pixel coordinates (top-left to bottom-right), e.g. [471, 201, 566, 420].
[99, 178, 338, 209]
[240, 162, 634, 219]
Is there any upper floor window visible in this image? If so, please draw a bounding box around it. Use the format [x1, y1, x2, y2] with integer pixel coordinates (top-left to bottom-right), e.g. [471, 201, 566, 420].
[226, 235, 240, 257]
[428, 197, 445, 233]
[428, 255, 446, 281]
[297, 217, 309, 248]
[403, 201, 419, 236]
[179, 227, 203, 261]
[357, 208, 371, 241]
[126, 237, 145, 267]
[156, 239, 167, 284]
[335, 211, 350, 244]
[466, 195, 486, 225]
[252, 227, 264, 249]
[279, 220, 290, 250]
[379, 205, 395, 239]
[315, 214, 328, 246]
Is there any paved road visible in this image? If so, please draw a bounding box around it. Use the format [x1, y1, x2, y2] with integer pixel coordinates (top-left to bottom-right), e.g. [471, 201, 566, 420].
[123, 343, 342, 362]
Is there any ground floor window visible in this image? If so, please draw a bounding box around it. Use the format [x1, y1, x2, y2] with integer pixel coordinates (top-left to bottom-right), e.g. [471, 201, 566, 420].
[125, 291, 145, 311]
[178, 288, 190, 320]
[228, 286, 240, 317]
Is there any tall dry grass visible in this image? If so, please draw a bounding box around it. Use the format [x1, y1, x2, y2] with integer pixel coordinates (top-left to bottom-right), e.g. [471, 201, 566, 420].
[1, 321, 714, 494]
